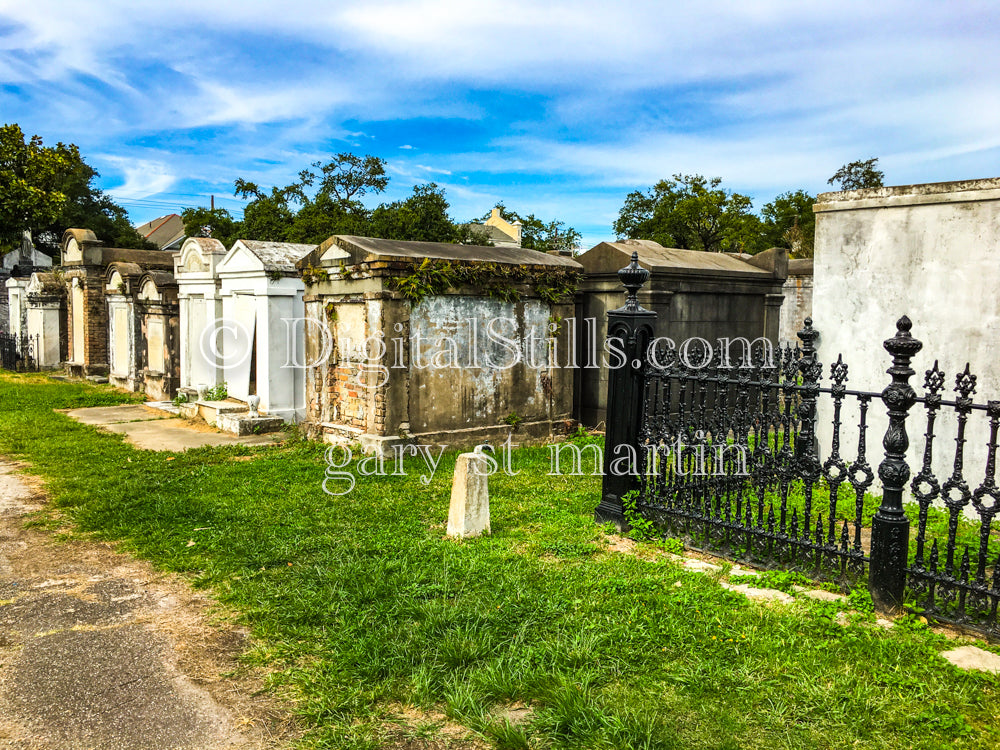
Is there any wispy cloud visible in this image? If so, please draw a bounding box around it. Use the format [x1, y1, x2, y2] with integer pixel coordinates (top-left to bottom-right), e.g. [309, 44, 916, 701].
[99, 156, 177, 199]
[0, 0, 997, 243]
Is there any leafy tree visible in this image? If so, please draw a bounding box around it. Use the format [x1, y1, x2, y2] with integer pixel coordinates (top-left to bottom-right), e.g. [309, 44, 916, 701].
[285, 193, 370, 244]
[759, 190, 816, 258]
[828, 158, 884, 191]
[231, 152, 391, 244]
[0, 123, 151, 255]
[369, 183, 460, 243]
[180, 207, 241, 248]
[301, 153, 388, 206]
[480, 203, 582, 253]
[614, 174, 759, 253]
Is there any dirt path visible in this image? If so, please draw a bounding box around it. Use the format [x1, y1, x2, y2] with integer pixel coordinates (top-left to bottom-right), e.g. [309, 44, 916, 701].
[0, 461, 297, 749]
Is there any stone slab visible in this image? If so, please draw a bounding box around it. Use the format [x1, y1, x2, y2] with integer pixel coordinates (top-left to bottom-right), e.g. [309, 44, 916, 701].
[144, 401, 180, 415]
[99, 420, 279, 451]
[217, 414, 284, 436]
[683, 559, 722, 573]
[721, 581, 795, 604]
[941, 645, 1000, 673]
[64, 405, 171, 425]
[447, 452, 490, 538]
[792, 585, 848, 602]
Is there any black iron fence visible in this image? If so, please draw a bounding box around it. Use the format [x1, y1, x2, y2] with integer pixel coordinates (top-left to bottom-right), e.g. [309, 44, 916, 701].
[0, 331, 39, 372]
[598, 252, 1000, 638]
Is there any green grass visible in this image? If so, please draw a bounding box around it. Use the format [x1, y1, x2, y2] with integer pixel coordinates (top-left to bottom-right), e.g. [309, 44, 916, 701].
[3, 372, 1000, 749]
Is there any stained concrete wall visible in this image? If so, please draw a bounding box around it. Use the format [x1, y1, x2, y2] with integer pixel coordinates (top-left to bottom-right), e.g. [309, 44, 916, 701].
[813, 178, 1000, 506]
[299, 234, 580, 453]
[779, 258, 813, 344]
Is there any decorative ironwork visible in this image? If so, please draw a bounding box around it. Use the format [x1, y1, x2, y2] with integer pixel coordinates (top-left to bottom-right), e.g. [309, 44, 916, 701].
[632, 314, 877, 583]
[0, 331, 38, 372]
[870, 317, 923, 610]
[598, 268, 1000, 636]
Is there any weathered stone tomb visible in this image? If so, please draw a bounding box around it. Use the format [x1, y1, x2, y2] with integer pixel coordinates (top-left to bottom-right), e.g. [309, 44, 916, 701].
[296, 235, 582, 453]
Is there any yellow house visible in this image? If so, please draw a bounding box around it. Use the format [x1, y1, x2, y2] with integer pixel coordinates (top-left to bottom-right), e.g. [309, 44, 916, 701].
[479, 208, 523, 248]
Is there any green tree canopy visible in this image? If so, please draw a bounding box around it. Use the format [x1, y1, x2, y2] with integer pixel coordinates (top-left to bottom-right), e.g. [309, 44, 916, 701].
[180, 206, 241, 248]
[828, 157, 884, 191]
[369, 183, 464, 243]
[759, 189, 816, 258]
[613, 174, 760, 253]
[221, 155, 481, 246]
[0, 123, 151, 255]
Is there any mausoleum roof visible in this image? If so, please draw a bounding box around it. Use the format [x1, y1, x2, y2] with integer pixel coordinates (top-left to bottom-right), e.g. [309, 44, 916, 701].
[304, 235, 582, 270]
[233, 240, 317, 272]
[578, 240, 786, 279]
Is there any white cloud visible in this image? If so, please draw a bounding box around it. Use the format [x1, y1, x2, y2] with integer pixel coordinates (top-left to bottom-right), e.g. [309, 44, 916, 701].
[99, 157, 177, 199]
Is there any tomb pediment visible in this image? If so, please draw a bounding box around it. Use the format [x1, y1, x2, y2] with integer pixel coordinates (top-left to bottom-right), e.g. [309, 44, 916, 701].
[176, 237, 227, 276]
[138, 271, 177, 302]
[60, 228, 102, 265]
[26, 272, 64, 297]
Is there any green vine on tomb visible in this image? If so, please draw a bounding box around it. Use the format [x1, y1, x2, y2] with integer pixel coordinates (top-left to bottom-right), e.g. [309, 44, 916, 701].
[388, 258, 578, 306]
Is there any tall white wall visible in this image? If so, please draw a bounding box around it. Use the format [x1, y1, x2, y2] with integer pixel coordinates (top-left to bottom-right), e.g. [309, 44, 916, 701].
[813, 178, 1000, 509]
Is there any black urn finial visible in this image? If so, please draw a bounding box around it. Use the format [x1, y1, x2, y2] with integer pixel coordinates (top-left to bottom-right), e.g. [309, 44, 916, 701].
[884, 315, 922, 362]
[618, 251, 650, 311]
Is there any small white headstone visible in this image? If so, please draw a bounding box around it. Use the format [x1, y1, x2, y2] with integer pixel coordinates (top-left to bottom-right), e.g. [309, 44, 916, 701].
[447, 450, 491, 539]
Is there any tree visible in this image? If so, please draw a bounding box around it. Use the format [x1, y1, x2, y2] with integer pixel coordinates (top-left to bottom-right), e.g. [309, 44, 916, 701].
[614, 174, 759, 253]
[480, 203, 582, 253]
[230, 153, 391, 244]
[759, 190, 816, 258]
[368, 183, 461, 243]
[828, 158, 884, 191]
[0, 124, 72, 253]
[302, 153, 388, 206]
[180, 207, 241, 248]
[0, 124, 152, 256]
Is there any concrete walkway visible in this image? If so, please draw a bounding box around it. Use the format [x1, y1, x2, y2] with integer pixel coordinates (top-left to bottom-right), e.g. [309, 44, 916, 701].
[63, 405, 280, 452]
[0, 461, 294, 748]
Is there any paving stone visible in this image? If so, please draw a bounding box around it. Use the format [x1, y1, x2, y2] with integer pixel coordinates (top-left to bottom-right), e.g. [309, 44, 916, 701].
[791, 586, 847, 602]
[941, 645, 1000, 673]
[682, 559, 722, 573]
[720, 581, 795, 604]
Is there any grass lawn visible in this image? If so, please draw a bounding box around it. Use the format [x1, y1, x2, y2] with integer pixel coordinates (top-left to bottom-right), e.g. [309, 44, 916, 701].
[1, 371, 999, 749]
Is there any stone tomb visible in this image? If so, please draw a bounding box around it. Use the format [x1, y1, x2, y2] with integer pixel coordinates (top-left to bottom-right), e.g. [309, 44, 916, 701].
[61, 229, 173, 377]
[137, 271, 180, 401]
[779, 257, 813, 345]
[575, 240, 788, 426]
[296, 235, 581, 454]
[24, 272, 66, 368]
[174, 237, 228, 395]
[3, 231, 52, 336]
[215, 239, 316, 422]
[105, 262, 145, 391]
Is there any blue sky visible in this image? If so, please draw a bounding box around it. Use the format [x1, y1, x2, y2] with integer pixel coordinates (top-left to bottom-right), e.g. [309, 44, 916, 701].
[1, 1, 998, 249]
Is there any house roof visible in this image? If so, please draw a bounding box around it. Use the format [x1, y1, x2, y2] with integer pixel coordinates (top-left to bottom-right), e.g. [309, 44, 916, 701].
[304, 235, 581, 270]
[135, 214, 186, 250]
[479, 224, 519, 244]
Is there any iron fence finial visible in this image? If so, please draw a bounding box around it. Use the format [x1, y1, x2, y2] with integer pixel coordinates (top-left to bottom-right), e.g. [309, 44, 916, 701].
[618, 251, 650, 311]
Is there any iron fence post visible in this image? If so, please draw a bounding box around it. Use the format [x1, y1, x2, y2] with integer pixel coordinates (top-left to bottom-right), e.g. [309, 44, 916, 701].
[596, 251, 657, 529]
[870, 316, 922, 611]
[796, 318, 822, 467]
